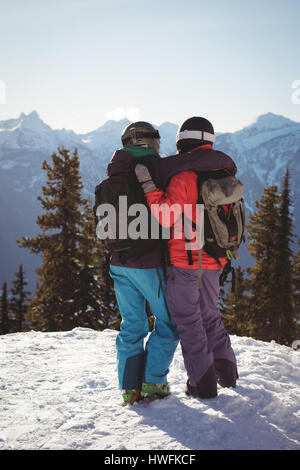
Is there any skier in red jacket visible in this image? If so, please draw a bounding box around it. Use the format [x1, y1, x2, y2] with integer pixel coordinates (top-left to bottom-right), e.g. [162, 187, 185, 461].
[135, 117, 238, 398]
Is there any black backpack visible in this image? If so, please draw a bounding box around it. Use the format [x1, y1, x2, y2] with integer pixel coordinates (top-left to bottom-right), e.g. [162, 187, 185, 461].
[94, 169, 160, 262]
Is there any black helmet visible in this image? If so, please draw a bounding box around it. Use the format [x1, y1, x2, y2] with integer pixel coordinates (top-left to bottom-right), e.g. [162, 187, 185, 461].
[176, 116, 215, 152]
[121, 121, 160, 150]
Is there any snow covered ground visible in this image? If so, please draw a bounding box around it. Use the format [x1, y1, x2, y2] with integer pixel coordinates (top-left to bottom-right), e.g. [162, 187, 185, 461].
[0, 327, 299, 450]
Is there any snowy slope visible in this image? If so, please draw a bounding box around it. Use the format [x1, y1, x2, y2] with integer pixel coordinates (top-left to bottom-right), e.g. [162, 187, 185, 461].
[0, 328, 299, 450]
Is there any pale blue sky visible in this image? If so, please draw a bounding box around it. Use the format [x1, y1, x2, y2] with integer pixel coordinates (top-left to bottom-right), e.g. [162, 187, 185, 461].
[0, 0, 299, 133]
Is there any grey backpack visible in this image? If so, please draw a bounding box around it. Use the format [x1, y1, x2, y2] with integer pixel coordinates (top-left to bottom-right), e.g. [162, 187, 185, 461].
[200, 175, 245, 259]
[185, 173, 246, 290]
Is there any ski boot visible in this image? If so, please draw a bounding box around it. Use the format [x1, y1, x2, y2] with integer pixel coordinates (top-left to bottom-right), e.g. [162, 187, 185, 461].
[141, 382, 171, 402]
[214, 358, 238, 388]
[122, 389, 142, 406]
[185, 364, 218, 399]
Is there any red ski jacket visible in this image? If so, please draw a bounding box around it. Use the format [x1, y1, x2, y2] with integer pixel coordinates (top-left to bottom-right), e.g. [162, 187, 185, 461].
[145, 145, 228, 270]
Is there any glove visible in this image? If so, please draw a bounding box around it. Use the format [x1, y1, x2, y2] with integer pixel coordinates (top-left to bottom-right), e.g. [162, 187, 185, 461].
[135, 164, 157, 194]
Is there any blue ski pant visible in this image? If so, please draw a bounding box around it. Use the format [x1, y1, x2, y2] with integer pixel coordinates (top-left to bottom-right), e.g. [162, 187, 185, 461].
[109, 265, 179, 390]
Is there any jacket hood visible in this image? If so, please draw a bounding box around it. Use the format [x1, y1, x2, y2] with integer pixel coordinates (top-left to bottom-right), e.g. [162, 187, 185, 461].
[107, 149, 134, 177]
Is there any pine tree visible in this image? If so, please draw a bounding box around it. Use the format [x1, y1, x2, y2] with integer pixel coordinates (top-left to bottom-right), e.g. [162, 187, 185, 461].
[10, 264, 31, 332]
[272, 168, 296, 345]
[18, 147, 89, 331]
[18, 147, 120, 332]
[74, 199, 120, 330]
[293, 239, 300, 327]
[97, 247, 120, 330]
[0, 282, 10, 335]
[246, 185, 281, 341]
[247, 171, 297, 345]
[221, 267, 252, 337]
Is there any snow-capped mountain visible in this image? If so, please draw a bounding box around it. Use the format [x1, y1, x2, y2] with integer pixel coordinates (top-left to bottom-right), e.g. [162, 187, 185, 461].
[216, 112, 300, 212]
[0, 111, 299, 290]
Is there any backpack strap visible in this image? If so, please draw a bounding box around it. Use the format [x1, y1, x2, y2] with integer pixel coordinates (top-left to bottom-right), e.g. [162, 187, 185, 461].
[219, 260, 236, 293]
[182, 212, 204, 287]
[241, 197, 246, 243]
[182, 213, 195, 266]
[161, 239, 171, 281]
[198, 247, 202, 288]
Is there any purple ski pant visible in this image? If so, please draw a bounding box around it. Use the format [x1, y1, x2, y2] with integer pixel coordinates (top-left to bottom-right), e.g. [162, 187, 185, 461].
[166, 265, 237, 387]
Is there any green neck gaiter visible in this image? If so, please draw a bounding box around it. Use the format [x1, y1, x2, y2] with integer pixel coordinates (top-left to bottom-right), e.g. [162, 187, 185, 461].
[123, 146, 159, 158]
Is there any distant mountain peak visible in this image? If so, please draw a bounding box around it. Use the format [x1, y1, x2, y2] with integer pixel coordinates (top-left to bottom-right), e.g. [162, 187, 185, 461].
[99, 118, 130, 130]
[157, 121, 178, 130]
[18, 111, 51, 132]
[84, 118, 131, 137]
[0, 111, 51, 132]
[247, 112, 298, 131]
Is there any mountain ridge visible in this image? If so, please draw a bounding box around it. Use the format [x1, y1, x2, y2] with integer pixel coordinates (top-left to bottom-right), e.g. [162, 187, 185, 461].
[2, 109, 299, 135]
